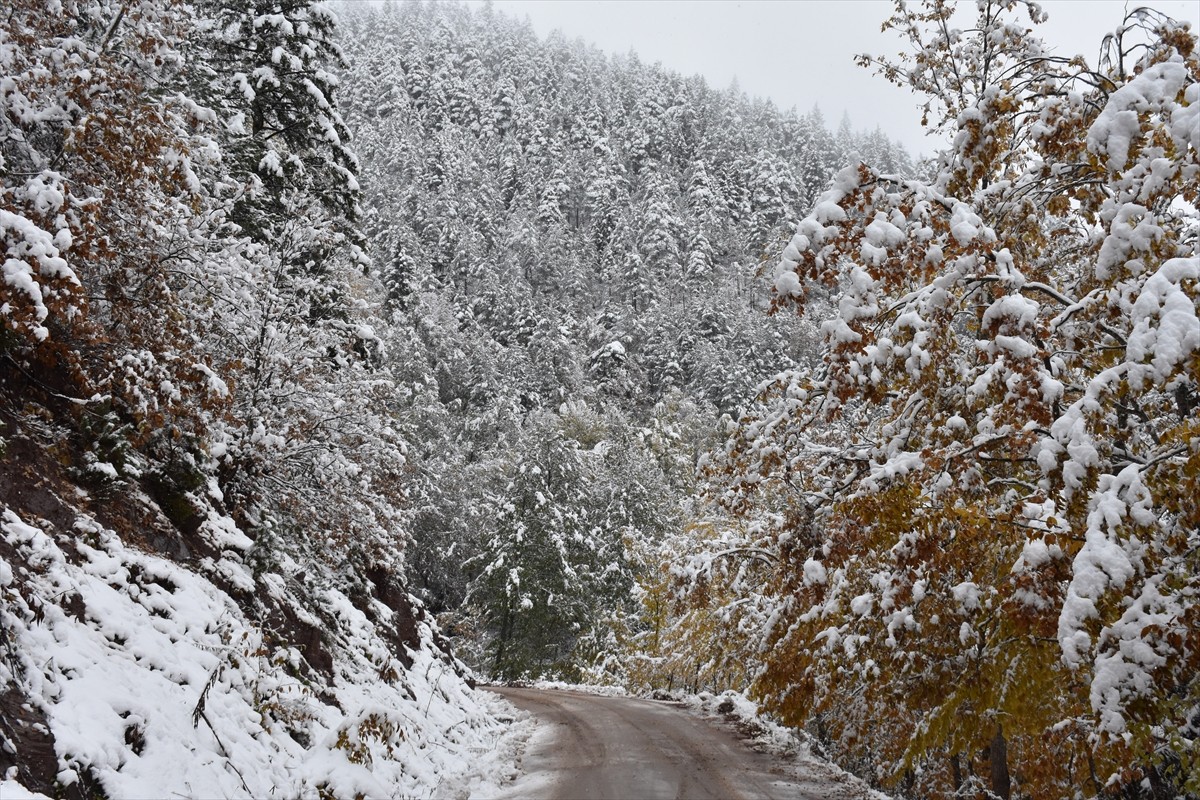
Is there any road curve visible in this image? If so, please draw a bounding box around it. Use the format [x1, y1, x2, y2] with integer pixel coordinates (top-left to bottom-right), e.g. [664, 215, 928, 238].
[486, 686, 840, 800]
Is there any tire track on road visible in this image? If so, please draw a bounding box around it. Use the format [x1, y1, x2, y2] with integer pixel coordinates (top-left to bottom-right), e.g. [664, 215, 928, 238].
[487, 687, 833, 800]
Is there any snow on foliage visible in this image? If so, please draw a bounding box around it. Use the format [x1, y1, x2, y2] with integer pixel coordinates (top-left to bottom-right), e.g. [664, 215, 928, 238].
[685, 2, 1199, 798]
[332, 0, 913, 686]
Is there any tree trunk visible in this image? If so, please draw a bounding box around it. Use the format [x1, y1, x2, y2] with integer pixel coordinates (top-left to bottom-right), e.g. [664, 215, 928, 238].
[989, 724, 1011, 800]
[492, 598, 514, 676]
[950, 752, 963, 792]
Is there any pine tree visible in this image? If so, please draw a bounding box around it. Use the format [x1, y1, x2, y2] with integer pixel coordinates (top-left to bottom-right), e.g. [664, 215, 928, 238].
[472, 412, 634, 679]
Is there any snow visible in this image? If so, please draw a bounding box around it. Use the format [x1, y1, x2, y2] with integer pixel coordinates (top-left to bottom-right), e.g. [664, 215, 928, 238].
[1058, 465, 1145, 669]
[850, 592, 874, 616]
[1169, 81, 1199, 149]
[864, 214, 905, 248]
[0, 777, 52, 800]
[1013, 538, 1053, 572]
[981, 293, 1039, 331]
[1, 206, 79, 340]
[774, 268, 802, 298]
[813, 201, 847, 224]
[951, 581, 980, 612]
[0, 507, 528, 799]
[258, 149, 284, 177]
[949, 202, 983, 244]
[911, 580, 927, 604]
[1096, 202, 1163, 279]
[530, 679, 628, 697]
[1088, 578, 1179, 735]
[1125, 256, 1199, 389]
[859, 241, 887, 267]
[1088, 60, 1190, 172]
[803, 558, 827, 586]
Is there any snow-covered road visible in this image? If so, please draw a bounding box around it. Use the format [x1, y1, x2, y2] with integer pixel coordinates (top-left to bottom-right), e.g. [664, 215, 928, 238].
[486, 686, 868, 800]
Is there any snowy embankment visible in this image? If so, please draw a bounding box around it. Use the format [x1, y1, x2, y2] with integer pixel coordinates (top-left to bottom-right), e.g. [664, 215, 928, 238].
[0, 506, 530, 799]
[678, 690, 891, 800]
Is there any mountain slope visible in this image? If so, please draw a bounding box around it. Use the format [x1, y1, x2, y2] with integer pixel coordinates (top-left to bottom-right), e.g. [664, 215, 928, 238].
[1, 0, 522, 795]
[336, 0, 913, 681]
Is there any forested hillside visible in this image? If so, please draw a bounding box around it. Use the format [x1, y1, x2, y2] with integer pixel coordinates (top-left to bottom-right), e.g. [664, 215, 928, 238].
[0, 0, 516, 796]
[335, 0, 912, 681]
[3, 0, 1195, 799]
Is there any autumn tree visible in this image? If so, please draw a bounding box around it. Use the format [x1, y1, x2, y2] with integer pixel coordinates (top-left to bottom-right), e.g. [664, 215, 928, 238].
[1, 0, 225, 423]
[696, 2, 1198, 798]
[2, 0, 408, 580]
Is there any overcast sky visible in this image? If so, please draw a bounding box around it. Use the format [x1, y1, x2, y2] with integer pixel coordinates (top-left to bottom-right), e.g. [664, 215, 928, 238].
[465, 0, 1198, 158]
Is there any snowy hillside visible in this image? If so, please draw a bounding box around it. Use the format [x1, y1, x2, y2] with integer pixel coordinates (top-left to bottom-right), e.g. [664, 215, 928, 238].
[3, 0, 1195, 799]
[0, 0, 532, 795]
[0, 435, 526, 798]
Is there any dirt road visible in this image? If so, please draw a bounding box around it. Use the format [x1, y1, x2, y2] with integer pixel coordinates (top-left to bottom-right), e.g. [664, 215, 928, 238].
[487, 686, 869, 800]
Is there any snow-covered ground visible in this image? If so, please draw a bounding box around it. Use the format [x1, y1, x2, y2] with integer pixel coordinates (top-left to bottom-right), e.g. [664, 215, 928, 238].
[0, 507, 532, 799]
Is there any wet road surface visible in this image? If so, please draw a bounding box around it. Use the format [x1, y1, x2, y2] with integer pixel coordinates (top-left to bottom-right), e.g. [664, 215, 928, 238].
[486, 686, 864, 800]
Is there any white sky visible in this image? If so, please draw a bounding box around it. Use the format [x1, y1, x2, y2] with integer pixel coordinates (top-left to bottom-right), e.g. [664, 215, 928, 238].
[467, 0, 1198, 158]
